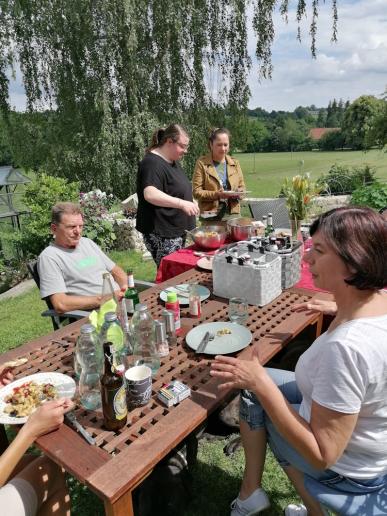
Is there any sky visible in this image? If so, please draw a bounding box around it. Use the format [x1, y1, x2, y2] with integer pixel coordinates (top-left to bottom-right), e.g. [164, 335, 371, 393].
[247, 0, 387, 110]
[7, 0, 387, 113]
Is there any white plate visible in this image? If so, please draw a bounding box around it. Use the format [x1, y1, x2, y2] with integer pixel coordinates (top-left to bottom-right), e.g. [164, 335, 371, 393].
[160, 284, 210, 306]
[0, 372, 76, 425]
[200, 212, 219, 219]
[222, 190, 251, 196]
[196, 256, 213, 271]
[186, 322, 252, 355]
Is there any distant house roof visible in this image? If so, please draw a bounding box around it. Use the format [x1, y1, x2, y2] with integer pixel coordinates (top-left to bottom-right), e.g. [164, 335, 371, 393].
[0, 166, 31, 187]
[309, 128, 340, 140]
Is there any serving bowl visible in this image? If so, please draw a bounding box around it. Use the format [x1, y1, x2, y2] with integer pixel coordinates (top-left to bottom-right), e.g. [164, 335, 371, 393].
[186, 225, 227, 250]
[227, 217, 264, 242]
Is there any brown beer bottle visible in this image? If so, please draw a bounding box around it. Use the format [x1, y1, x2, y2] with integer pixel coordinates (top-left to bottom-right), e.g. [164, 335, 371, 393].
[100, 341, 127, 431]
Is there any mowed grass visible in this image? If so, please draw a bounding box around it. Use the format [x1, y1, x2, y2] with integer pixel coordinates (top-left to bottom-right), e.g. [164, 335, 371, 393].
[236, 149, 387, 197]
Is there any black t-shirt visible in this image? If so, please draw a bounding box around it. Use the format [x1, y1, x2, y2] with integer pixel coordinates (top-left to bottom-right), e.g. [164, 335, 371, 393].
[136, 153, 196, 238]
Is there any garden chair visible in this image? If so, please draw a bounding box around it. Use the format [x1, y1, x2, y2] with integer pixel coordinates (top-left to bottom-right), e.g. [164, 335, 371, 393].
[27, 260, 90, 330]
[248, 197, 291, 229]
[27, 260, 155, 330]
[304, 475, 387, 515]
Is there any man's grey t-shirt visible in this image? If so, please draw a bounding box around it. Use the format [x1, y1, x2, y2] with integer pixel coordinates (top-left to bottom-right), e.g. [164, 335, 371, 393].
[37, 237, 119, 298]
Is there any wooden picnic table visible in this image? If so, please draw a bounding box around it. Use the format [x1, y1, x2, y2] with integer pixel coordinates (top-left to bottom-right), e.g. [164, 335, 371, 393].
[0, 268, 330, 515]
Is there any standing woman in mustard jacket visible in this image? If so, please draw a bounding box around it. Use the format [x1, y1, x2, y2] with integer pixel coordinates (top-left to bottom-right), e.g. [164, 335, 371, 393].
[192, 128, 246, 222]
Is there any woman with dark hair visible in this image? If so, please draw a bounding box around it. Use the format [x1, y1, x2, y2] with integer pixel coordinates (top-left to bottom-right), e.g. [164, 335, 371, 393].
[192, 128, 246, 221]
[136, 124, 199, 267]
[211, 207, 387, 516]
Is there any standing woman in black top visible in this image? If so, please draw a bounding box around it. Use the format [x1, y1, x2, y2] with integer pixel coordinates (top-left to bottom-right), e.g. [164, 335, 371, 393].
[136, 124, 200, 267]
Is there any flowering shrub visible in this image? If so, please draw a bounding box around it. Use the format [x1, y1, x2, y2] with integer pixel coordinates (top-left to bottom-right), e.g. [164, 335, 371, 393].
[80, 190, 117, 250]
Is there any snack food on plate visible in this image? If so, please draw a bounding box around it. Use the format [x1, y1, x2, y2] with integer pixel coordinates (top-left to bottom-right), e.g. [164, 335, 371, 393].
[216, 328, 232, 336]
[4, 381, 58, 417]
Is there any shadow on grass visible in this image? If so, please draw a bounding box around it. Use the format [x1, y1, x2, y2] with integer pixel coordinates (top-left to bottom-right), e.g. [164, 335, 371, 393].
[67, 435, 299, 516]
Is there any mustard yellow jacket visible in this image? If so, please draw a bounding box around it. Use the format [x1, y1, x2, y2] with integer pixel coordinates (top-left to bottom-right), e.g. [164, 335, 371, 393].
[192, 154, 245, 214]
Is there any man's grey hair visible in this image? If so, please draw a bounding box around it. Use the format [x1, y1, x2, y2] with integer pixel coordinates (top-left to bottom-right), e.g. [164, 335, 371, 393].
[51, 202, 83, 225]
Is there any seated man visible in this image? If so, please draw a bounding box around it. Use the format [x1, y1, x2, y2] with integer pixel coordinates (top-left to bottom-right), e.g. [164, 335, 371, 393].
[38, 202, 127, 313]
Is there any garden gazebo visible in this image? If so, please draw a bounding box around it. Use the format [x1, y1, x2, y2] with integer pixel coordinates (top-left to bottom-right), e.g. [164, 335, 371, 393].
[0, 165, 31, 229]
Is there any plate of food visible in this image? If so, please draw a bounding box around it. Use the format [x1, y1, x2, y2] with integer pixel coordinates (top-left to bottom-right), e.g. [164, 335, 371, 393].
[160, 284, 210, 306]
[196, 256, 214, 271]
[200, 211, 219, 219]
[222, 190, 251, 196]
[0, 372, 76, 424]
[186, 322, 252, 355]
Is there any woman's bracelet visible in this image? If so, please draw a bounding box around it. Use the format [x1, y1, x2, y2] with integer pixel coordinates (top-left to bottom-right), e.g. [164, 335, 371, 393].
[178, 199, 182, 209]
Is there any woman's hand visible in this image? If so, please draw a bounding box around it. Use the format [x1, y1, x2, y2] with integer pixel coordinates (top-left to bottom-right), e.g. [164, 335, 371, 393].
[210, 350, 267, 392]
[0, 365, 14, 387]
[179, 199, 200, 216]
[21, 398, 74, 441]
[292, 299, 337, 316]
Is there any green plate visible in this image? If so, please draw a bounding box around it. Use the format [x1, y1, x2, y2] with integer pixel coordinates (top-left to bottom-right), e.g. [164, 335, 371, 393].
[160, 284, 210, 306]
[186, 322, 252, 355]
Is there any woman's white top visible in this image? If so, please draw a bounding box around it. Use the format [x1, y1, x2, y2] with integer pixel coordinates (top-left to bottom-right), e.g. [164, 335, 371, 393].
[295, 314, 387, 478]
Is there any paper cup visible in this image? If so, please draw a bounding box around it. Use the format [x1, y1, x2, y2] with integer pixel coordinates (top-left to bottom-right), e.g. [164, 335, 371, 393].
[125, 365, 152, 407]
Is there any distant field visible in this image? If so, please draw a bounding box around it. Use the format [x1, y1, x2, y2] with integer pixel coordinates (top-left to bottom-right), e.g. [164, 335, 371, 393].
[235, 149, 387, 198]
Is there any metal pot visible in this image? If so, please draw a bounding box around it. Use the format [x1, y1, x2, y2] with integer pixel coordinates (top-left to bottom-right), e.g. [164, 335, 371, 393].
[186, 225, 227, 250]
[227, 217, 261, 242]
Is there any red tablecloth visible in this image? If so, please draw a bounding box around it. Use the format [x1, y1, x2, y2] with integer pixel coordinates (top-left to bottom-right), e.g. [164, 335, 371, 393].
[156, 240, 324, 293]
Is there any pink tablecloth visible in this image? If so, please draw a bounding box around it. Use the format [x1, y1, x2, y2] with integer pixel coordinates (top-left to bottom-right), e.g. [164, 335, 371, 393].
[156, 240, 324, 293]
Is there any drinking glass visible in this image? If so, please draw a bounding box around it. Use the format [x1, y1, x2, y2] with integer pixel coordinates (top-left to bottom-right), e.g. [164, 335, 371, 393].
[228, 297, 248, 325]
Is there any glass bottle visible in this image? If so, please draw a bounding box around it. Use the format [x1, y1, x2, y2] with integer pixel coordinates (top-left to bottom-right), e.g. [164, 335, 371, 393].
[130, 303, 160, 375]
[76, 324, 103, 410]
[124, 269, 140, 315]
[119, 299, 135, 370]
[100, 312, 124, 362]
[265, 213, 275, 237]
[100, 342, 127, 431]
[189, 284, 201, 318]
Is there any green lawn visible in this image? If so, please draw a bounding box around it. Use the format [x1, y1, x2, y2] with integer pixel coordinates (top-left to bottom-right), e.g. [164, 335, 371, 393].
[236, 149, 387, 197]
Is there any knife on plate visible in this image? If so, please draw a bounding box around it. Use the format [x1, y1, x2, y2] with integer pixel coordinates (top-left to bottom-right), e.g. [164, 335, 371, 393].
[196, 331, 210, 354]
[65, 412, 96, 445]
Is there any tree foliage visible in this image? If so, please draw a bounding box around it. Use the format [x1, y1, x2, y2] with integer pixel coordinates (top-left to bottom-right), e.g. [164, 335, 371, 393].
[0, 1, 338, 196]
[341, 95, 384, 150]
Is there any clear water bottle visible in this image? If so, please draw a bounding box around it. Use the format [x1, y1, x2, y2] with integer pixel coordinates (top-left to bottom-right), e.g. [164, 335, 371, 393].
[75, 324, 103, 410]
[100, 312, 124, 359]
[130, 303, 160, 375]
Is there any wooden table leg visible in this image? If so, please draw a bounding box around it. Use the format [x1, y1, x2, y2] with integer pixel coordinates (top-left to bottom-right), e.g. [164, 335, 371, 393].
[0, 424, 9, 454]
[104, 490, 134, 516]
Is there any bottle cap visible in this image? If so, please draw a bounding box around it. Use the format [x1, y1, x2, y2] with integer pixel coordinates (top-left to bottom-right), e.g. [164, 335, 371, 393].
[104, 311, 117, 322]
[167, 292, 178, 303]
[80, 323, 95, 334]
[155, 320, 167, 343]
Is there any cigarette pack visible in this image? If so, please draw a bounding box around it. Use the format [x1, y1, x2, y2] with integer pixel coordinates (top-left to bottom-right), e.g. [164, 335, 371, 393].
[157, 380, 191, 407]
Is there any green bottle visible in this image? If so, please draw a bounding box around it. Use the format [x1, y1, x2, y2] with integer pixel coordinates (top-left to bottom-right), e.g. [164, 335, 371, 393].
[265, 213, 275, 237]
[124, 269, 140, 314]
